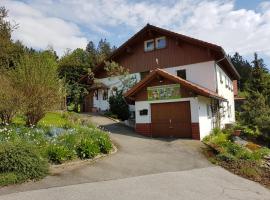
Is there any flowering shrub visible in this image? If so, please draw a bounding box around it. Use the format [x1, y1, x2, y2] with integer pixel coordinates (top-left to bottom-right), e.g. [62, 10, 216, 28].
[0, 112, 113, 186]
[0, 123, 112, 165]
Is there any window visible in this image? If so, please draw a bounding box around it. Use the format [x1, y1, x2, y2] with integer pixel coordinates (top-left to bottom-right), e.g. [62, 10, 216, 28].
[225, 77, 229, 88]
[103, 89, 108, 100]
[177, 69, 186, 80]
[155, 37, 166, 49]
[139, 109, 148, 116]
[207, 104, 212, 118]
[228, 104, 232, 118]
[144, 39, 154, 52]
[130, 111, 135, 119]
[94, 90, 98, 100]
[219, 71, 223, 84]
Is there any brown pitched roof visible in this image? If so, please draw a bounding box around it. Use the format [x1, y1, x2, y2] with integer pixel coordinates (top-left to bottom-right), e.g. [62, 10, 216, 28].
[124, 68, 226, 101]
[89, 24, 240, 80]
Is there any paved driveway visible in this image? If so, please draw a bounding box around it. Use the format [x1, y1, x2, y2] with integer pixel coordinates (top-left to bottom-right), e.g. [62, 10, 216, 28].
[1, 114, 269, 200]
[0, 114, 211, 195]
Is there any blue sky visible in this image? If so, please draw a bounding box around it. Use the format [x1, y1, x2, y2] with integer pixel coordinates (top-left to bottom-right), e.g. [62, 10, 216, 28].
[2, 0, 270, 68]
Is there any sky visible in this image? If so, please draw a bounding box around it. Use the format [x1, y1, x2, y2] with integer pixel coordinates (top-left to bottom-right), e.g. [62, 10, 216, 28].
[2, 0, 270, 68]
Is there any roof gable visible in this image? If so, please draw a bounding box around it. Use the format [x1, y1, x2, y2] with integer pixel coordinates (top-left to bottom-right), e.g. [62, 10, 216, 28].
[86, 24, 240, 82]
[124, 68, 225, 101]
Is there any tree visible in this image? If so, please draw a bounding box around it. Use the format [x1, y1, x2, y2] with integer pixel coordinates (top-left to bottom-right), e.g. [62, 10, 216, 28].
[58, 48, 94, 112]
[0, 7, 24, 70]
[0, 73, 21, 124]
[12, 51, 64, 126]
[240, 53, 270, 136]
[230, 52, 252, 91]
[86, 41, 97, 65]
[97, 39, 114, 63]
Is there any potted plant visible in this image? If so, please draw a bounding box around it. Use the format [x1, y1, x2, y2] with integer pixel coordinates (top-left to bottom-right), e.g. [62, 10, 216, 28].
[233, 129, 241, 136]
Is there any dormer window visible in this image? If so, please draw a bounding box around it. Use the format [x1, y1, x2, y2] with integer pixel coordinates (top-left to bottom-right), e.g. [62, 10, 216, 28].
[144, 39, 154, 52]
[155, 37, 166, 49]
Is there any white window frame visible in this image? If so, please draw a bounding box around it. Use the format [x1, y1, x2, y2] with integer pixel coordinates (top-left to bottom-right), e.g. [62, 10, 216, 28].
[227, 103, 231, 118]
[207, 104, 212, 119]
[144, 39, 154, 52]
[155, 36, 166, 49]
[219, 70, 223, 84]
[225, 77, 229, 88]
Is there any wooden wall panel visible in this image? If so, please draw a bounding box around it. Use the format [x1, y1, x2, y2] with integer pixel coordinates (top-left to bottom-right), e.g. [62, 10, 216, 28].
[115, 35, 213, 74]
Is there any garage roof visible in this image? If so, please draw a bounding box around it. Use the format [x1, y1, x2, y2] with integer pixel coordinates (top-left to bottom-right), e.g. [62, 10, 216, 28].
[124, 68, 226, 101]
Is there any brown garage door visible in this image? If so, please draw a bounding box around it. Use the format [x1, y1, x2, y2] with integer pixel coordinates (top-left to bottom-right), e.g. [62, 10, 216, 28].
[151, 102, 192, 138]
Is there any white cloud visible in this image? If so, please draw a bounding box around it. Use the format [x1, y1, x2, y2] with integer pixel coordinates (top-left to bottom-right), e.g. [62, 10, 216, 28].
[2, 0, 88, 56]
[2, 0, 270, 62]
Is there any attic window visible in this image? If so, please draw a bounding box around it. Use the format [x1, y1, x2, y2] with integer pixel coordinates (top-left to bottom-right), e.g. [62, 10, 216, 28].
[155, 37, 166, 49]
[144, 39, 154, 52]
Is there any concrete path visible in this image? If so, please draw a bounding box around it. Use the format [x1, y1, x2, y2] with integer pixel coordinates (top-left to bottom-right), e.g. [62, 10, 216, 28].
[0, 114, 210, 195]
[1, 167, 269, 200]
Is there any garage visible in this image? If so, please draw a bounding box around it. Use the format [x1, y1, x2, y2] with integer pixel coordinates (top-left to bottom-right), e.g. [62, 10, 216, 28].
[151, 102, 192, 138]
[124, 68, 226, 140]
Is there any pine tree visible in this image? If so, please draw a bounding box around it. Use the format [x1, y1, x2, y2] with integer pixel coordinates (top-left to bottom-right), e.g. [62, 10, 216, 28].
[97, 39, 112, 63]
[230, 52, 252, 91]
[241, 53, 270, 135]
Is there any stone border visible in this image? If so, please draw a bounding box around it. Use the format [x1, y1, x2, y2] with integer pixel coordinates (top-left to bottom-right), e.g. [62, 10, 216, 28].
[50, 143, 118, 175]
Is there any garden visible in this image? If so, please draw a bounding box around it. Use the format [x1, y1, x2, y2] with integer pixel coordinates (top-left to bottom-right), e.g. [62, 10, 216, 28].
[0, 112, 113, 186]
[203, 125, 270, 188]
[0, 7, 116, 187]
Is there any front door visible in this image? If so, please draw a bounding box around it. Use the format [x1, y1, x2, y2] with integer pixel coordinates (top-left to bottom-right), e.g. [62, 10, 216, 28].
[83, 91, 94, 112]
[151, 102, 192, 138]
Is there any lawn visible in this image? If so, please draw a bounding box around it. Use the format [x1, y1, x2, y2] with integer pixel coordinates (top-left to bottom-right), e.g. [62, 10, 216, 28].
[0, 112, 113, 187]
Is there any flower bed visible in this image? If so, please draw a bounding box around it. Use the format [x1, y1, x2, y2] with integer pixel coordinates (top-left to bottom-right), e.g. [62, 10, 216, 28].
[203, 128, 270, 188]
[0, 112, 113, 186]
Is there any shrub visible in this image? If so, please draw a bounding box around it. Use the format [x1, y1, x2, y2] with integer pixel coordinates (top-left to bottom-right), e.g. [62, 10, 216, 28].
[0, 74, 21, 125]
[252, 147, 270, 160]
[11, 52, 64, 126]
[108, 90, 130, 121]
[242, 126, 260, 138]
[216, 152, 236, 162]
[225, 142, 243, 156]
[211, 127, 223, 135]
[239, 166, 260, 179]
[91, 132, 112, 154]
[0, 172, 19, 186]
[0, 142, 48, 182]
[76, 137, 100, 159]
[46, 144, 76, 164]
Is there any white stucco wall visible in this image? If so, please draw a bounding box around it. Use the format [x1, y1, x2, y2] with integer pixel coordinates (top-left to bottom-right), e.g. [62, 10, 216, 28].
[93, 73, 141, 111]
[198, 96, 214, 139]
[135, 98, 199, 124]
[215, 64, 235, 127]
[89, 60, 236, 138]
[163, 61, 217, 92]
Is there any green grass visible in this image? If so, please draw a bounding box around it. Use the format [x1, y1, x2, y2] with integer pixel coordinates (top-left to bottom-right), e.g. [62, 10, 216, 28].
[12, 112, 69, 127]
[38, 112, 69, 127]
[12, 115, 25, 125]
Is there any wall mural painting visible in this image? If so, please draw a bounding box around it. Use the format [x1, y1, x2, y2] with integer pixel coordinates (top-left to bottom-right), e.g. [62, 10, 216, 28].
[147, 84, 181, 101]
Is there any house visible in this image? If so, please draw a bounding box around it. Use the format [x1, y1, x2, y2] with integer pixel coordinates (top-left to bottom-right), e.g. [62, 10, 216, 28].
[81, 24, 240, 140]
